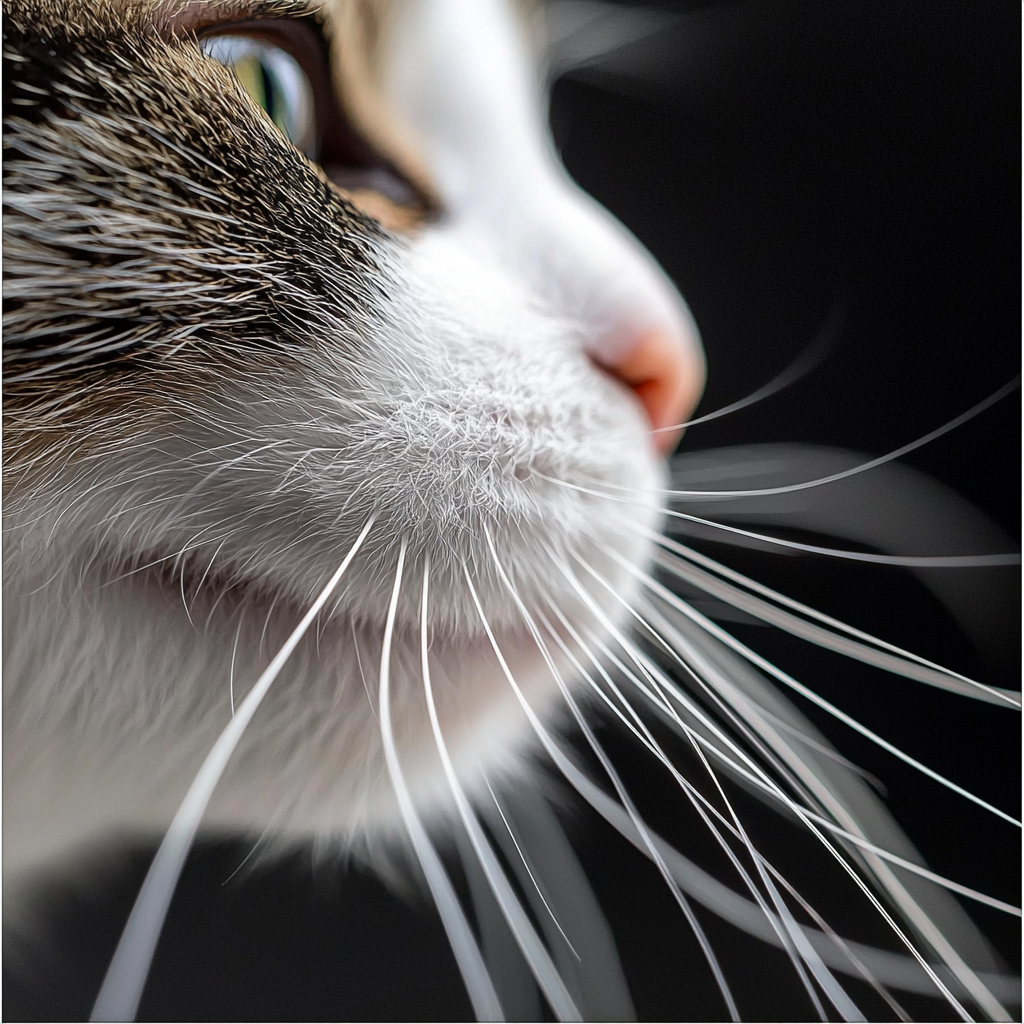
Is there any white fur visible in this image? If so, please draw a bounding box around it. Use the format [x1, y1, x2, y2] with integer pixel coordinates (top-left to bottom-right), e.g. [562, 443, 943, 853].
[3, 0, 694, 895]
[386, 0, 703, 367]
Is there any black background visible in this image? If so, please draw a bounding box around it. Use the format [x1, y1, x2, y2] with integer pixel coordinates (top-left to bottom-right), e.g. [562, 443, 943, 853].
[6, 1, 1020, 1021]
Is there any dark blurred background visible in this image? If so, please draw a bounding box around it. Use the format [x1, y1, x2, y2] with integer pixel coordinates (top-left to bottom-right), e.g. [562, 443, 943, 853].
[7, 1, 1019, 1020]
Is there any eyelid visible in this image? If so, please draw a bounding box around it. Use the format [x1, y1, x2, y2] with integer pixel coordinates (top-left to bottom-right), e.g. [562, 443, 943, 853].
[160, 1, 317, 38]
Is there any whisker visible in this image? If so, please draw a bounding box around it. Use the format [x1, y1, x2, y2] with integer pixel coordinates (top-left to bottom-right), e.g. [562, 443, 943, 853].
[553, 654, 983, 1021]
[613, 293, 846, 444]
[258, 590, 283, 657]
[555, 748, 1018, 1006]
[556, 574, 909, 928]
[583, 609, 969, 913]
[378, 541, 504, 1023]
[228, 612, 243, 717]
[635, 597, 1012, 1019]
[628, 601, 1020, 903]
[606, 375, 1020, 498]
[192, 537, 230, 602]
[220, 822, 274, 887]
[606, 547, 917, 804]
[90, 517, 375, 1023]
[484, 779, 581, 963]
[418, 560, 580, 1021]
[549, 545, 1011, 1012]
[542, 547, 984, 1014]
[556, 615, 999, 1016]
[542, 474, 1022, 566]
[461, 566, 733, 1013]
[607, 545, 1021, 827]
[178, 549, 194, 627]
[736, 702, 889, 796]
[582, 617, 811, 806]
[659, 514, 1023, 568]
[767, 867, 915, 1021]
[638, 525, 1020, 708]
[350, 620, 378, 722]
[477, 529, 742, 1022]
[480, 787, 637, 1021]
[545, 542, 833, 820]
[675, 672, 864, 1022]
[585, 529, 1010, 849]
[537, 600, 839, 1019]
[645, 606, 1022, 913]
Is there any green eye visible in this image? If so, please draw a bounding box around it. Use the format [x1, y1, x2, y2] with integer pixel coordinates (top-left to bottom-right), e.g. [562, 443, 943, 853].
[202, 35, 316, 157]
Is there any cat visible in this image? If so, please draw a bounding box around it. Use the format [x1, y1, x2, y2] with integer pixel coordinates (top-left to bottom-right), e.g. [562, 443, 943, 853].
[3, 0, 1019, 1021]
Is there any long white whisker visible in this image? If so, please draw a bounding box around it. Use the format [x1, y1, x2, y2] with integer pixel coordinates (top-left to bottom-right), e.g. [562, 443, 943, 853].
[635, 598, 1010, 1019]
[549, 541, 824, 803]
[483, 779, 581, 963]
[578, 616, 810, 818]
[565, 555, 1020, 911]
[460, 567, 734, 1012]
[611, 375, 1020, 497]
[548, 555, 924, 914]
[90, 516, 375, 1023]
[543, 594, 987, 1017]
[540, 476, 1021, 566]
[583, 540, 1021, 922]
[602, 543, 1021, 827]
[676, 670, 864, 1021]
[418, 558, 580, 1021]
[537, 600, 840, 1020]
[554, 670, 983, 1021]
[554, 747, 1018, 1005]
[613, 296, 846, 443]
[582, 617, 812, 809]
[557, 542, 904, 888]
[766, 866, 916, 1020]
[648, 606, 1023, 912]
[640, 525, 1019, 708]
[378, 541, 504, 1023]
[541, 553, 955, 1017]
[477, 530, 742, 1022]
[660, 511, 1022, 565]
[546, 547, 1007, 1014]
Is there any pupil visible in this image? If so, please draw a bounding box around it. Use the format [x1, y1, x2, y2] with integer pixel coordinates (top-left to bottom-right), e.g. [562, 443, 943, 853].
[234, 54, 266, 114]
[229, 53, 291, 144]
[261, 63, 281, 132]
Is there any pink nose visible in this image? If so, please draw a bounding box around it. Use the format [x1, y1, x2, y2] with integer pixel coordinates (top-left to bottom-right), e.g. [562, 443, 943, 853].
[593, 326, 706, 455]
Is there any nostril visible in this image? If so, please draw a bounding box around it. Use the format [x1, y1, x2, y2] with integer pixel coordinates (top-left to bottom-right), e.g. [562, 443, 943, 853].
[591, 326, 705, 455]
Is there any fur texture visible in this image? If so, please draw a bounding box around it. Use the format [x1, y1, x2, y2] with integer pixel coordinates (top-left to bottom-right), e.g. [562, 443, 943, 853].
[3, 0, 697, 883]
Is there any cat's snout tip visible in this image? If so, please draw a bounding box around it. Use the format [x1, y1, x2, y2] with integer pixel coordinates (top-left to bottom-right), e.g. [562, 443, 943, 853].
[593, 324, 705, 455]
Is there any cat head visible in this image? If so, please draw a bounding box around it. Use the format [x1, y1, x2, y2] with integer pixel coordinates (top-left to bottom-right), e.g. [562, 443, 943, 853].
[3, 0, 703, 847]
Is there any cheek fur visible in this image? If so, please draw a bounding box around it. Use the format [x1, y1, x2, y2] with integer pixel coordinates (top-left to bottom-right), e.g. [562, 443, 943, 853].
[3, 214, 666, 854]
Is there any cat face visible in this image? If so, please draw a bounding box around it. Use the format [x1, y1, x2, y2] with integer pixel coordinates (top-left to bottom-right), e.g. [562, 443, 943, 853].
[3, 0, 703, 863]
